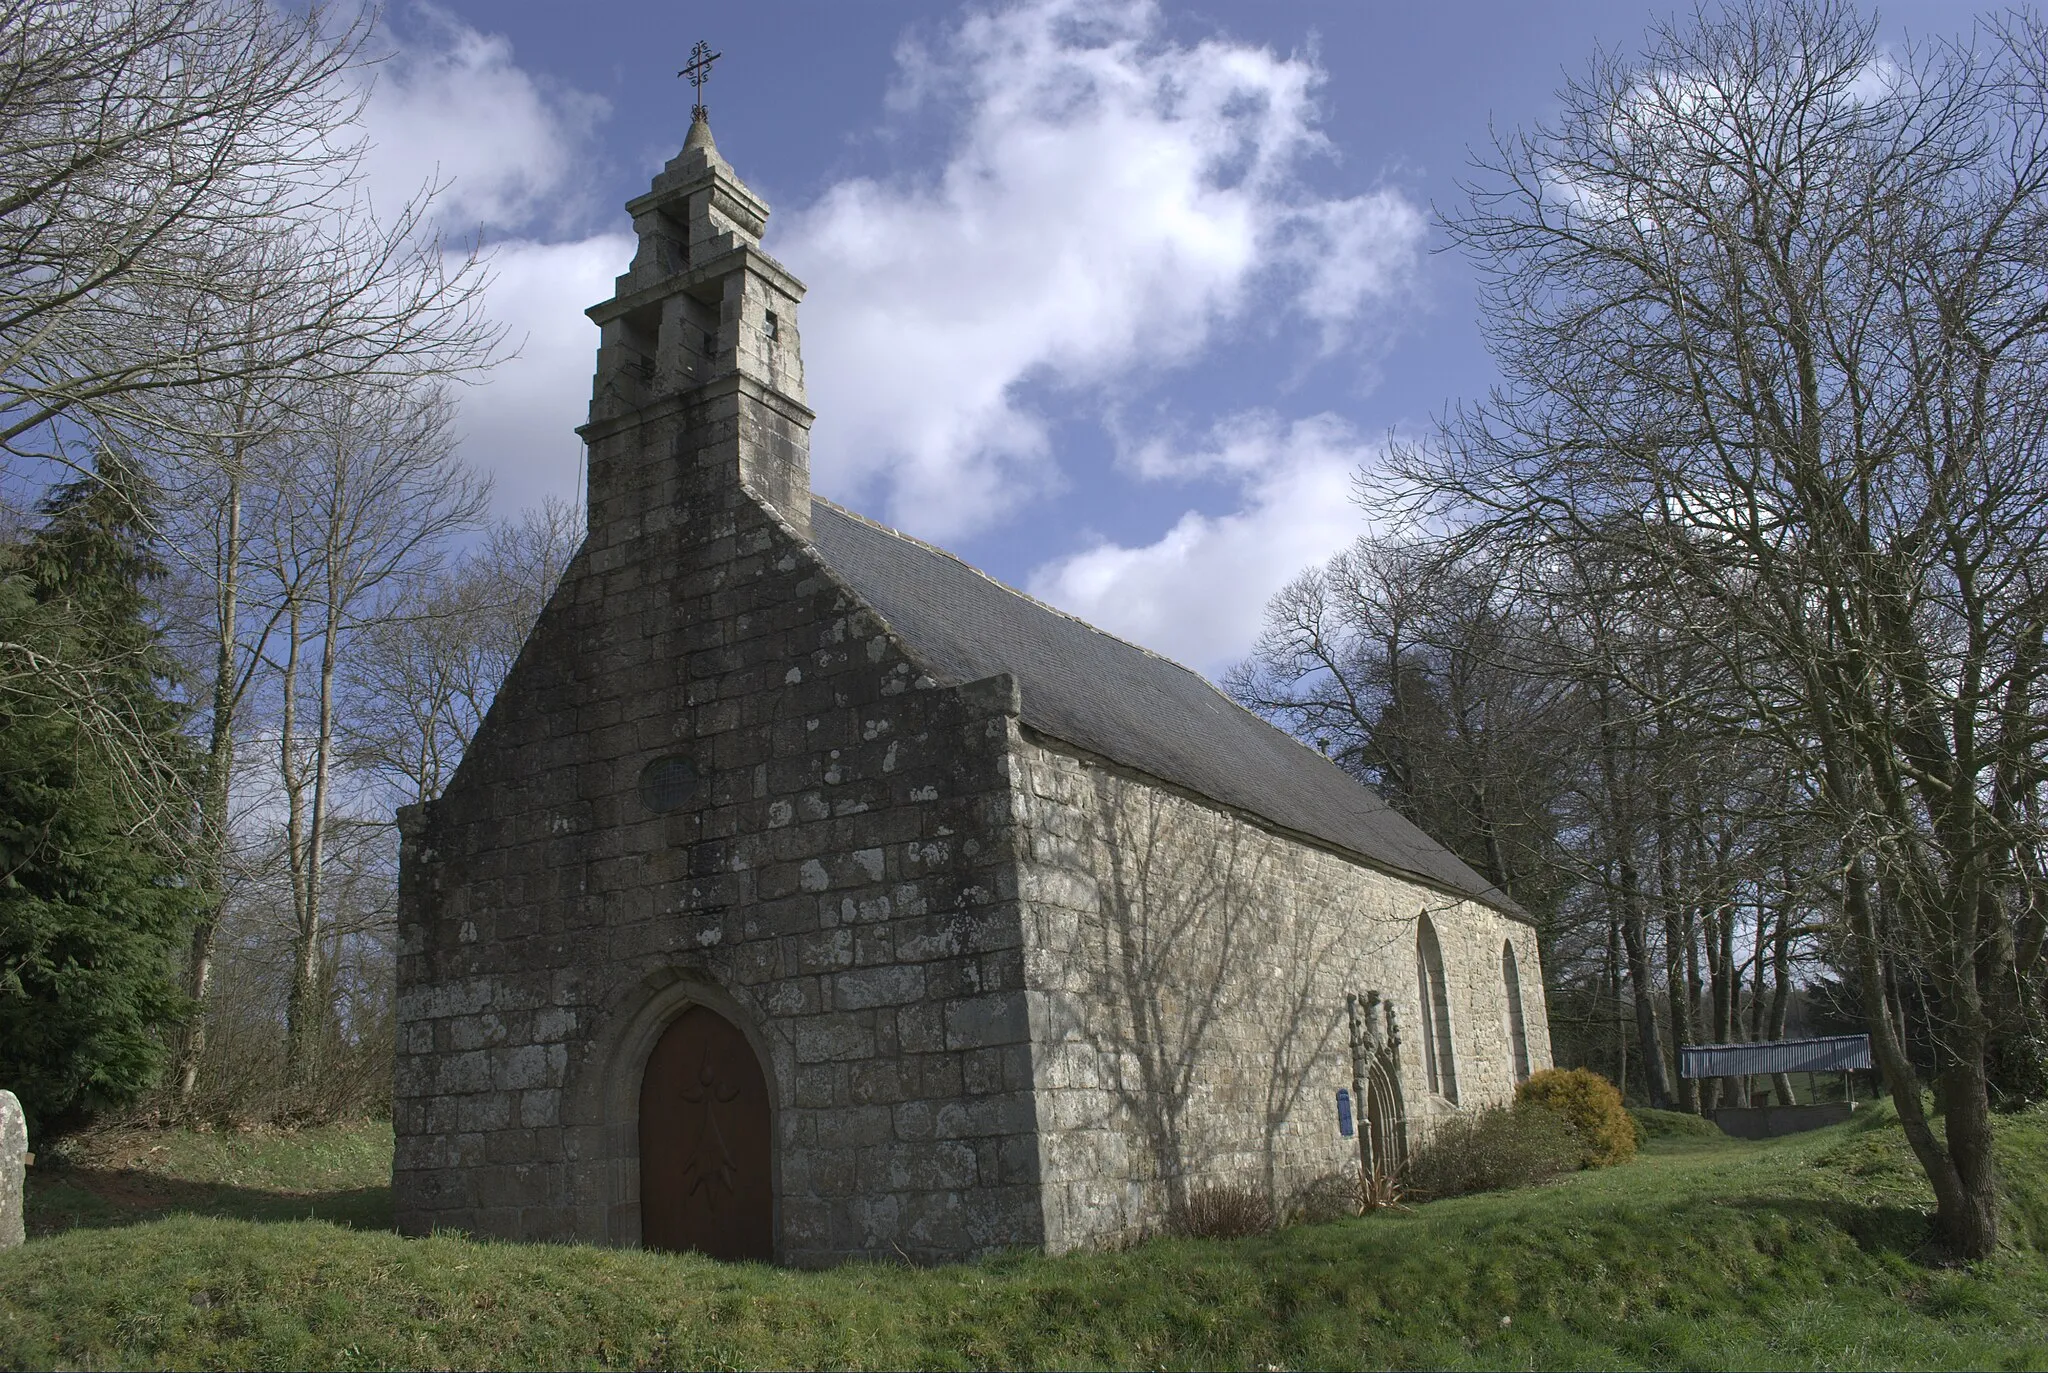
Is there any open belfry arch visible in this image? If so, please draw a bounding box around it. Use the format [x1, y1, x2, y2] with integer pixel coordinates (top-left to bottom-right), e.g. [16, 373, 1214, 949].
[393, 81, 1551, 1266]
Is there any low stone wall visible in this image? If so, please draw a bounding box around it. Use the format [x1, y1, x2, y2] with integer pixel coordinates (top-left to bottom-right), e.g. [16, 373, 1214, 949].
[1708, 1102, 1855, 1140]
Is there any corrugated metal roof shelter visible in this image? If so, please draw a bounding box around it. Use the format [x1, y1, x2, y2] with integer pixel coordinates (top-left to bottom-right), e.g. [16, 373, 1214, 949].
[1679, 1035, 1872, 1079]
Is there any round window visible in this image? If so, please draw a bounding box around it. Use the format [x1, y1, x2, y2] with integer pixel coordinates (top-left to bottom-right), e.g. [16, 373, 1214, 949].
[639, 755, 698, 814]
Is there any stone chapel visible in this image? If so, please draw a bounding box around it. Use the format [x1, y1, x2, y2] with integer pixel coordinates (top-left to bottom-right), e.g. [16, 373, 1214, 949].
[393, 111, 1552, 1266]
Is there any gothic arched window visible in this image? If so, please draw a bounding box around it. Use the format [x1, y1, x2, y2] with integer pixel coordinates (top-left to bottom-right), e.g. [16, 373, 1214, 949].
[1416, 915, 1459, 1103]
[1503, 940, 1532, 1083]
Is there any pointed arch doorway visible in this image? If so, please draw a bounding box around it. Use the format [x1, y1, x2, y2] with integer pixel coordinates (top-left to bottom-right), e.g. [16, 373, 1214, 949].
[638, 1005, 773, 1260]
[1347, 989, 1408, 1181]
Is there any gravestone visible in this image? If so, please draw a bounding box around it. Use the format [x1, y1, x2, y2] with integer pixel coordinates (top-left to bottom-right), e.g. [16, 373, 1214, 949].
[0, 1089, 26, 1249]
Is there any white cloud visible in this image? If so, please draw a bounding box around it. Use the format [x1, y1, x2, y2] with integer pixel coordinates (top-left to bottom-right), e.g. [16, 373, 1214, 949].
[1027, 412, 1394, 675]
[357, 5, 607, 237]
[453, 235, 628, 516]
[335, 0, 1425, 581]
[778, 0, 1423, 540]
[347, 8, 617, 516]
[1284, 195, 1425, 342]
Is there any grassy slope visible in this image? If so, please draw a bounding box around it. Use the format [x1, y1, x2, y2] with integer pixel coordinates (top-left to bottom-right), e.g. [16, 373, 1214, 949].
[1, 1109, 2044, 1371]
[22, 1122, 394, 1235]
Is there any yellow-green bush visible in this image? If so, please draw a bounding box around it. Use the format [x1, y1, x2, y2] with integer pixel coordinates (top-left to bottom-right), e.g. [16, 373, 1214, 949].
[1516, 1067, 1637, 1167]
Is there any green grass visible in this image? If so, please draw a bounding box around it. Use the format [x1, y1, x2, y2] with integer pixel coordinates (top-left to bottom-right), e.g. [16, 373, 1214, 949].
[23, 1120, 393, 1235]
[2, 1108, 2045, 1370]
[1629, 1105, 1724, 1142]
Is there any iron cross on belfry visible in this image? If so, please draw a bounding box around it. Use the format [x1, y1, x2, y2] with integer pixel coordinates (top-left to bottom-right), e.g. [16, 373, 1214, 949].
[679, 40, 721, 120]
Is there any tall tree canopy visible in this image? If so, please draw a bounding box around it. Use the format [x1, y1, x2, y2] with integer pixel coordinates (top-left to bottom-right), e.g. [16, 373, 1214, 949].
[1398, 0, 2048, 1256]
[0, 457, 201, 1135]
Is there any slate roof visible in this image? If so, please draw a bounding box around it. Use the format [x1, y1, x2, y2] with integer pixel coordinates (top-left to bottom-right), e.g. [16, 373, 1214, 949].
[808, 498, 1521, 916]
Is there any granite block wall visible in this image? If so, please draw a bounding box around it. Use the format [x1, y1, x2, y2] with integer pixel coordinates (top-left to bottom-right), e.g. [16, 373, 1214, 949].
[394, 115, 1556, 1269]
[394, 384, 1044, 1266]
[1007, 731, 1551, 1253]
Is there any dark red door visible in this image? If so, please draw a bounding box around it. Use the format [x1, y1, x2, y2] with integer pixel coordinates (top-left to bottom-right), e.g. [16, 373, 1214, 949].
[639, 1005, 773, 1260]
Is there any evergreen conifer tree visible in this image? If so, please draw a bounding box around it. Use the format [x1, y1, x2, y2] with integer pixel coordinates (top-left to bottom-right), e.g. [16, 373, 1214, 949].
[0, 455, 201, 1136]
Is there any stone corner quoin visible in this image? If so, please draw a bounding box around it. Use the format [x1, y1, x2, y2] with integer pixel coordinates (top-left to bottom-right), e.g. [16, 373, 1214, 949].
[392, 110, 1552, 1266]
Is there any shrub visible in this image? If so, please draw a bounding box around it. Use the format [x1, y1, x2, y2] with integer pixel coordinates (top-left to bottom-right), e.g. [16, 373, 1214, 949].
[1403, 1103, 1584, 1199]
[1517, 1067, 1637, 1167]
[1358, 1165, 1406, 1213]
[1178, 1182, 1274, 1239]
[1987, 1026, 2048, 1113]
[1284, 1171, 1360, 1225]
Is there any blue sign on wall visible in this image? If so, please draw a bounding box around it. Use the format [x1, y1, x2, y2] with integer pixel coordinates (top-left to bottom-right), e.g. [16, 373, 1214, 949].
[1336, 1088, 1355, 1138]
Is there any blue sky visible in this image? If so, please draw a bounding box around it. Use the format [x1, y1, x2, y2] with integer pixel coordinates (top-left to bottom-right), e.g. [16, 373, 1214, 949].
[360, 0, 1966, 676]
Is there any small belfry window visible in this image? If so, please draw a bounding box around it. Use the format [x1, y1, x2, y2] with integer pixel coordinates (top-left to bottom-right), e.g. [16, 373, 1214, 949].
[1416, 915, 1459, 1103]
[1503, 940, 1531, 1082]
[763, 311, 779, 342]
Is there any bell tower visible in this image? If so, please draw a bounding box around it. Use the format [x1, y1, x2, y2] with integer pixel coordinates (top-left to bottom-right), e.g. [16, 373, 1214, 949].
[579, 90, 813, 549]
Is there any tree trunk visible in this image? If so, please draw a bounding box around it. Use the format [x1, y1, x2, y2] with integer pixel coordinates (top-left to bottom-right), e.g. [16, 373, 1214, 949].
[1769, 895, 1795, 1106]
[1746, 903, 1769, 1102]
[1657, 807, 1700, 1112]
[298, 575, 342, 1072]
[1708, 904, 1747, 1106]
[174, 464, 241, 1101]
[281, 594, 319, 1073]
[1605, 911, 1628, 1092]
[1618, 860, 1673, 1108]
[1685, 882, 1712, 1110]
[1843, 853, 1999, 1257]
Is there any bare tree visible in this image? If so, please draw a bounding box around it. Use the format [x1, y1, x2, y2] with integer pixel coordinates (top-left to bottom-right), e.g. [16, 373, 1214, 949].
[243, 380, 487, 1071]
[0, 0, 493, 474]
[1407, 0, 2048, 1256]
[153, 233, 500, 1095]
[339, 497, 581, 808]
[1226, 535, 1577, 917]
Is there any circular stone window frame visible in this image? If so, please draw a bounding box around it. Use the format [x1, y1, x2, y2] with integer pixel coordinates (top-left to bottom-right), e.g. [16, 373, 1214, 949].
[638, 754, 699, 815]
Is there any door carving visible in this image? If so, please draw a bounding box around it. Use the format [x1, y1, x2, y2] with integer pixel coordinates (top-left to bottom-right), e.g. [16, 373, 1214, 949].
[638, 1005, 772, 1260]
[1346, 989, 1408, 1181]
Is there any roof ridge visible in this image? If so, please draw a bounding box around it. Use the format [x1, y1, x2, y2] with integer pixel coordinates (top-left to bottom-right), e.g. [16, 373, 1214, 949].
[807, 495, 1524, 919]
[809, 496, 1420, 806]
[809, 495, 1219, 685]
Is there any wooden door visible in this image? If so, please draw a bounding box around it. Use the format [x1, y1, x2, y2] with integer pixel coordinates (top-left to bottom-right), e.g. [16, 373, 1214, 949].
[638, 1005, 773, 1260]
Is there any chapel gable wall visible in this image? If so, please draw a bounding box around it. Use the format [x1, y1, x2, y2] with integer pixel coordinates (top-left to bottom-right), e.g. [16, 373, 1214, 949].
[393, 396, 1042, 1265]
